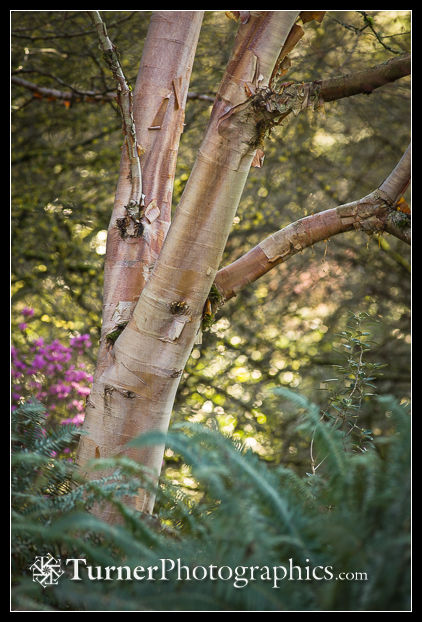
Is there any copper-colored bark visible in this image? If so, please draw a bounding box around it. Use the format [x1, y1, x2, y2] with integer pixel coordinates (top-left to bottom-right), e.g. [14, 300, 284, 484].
[77, 11, 302, 519]
[96, 11, 204, 376]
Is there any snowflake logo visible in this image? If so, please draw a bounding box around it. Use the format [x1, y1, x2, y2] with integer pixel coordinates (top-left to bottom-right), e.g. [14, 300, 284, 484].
[28, 553, 65, 588]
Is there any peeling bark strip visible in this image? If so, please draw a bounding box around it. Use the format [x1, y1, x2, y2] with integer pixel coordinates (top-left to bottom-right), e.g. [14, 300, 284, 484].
[300, 11, 326, 24]
[269, 22, 304, 86]
[148, 93, 171, 129]
[215, 145, 410, 301]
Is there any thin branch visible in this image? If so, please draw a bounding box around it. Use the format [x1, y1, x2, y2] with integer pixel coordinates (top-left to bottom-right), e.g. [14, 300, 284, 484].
[88, 10, 143, 216]
[358, 11, 404, 55]
[11, 11, 138, 41]
[11, 75, 115, 103]
[185, 91, 215, 103]
[12, 74, 215, 105]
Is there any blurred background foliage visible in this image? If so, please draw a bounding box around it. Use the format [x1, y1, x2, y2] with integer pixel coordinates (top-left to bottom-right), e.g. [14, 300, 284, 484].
[11, 11, 411, 487]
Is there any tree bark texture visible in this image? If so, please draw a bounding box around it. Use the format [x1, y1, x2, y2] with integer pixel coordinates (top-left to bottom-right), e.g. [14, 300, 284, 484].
[77, 11, 302, 517]
[77, 11, 205, 512]
[94, 11, 204, 378]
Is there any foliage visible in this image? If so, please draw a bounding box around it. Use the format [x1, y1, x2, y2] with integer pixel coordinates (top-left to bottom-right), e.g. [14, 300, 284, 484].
[317, 312, 387, 452]
[11, 393, 410, 611]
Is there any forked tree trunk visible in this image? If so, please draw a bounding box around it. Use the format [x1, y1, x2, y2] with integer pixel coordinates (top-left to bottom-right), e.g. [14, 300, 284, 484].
[77, 10, 301, 517]
[94, 11, 204, 378]
[77, 11, 410, 520]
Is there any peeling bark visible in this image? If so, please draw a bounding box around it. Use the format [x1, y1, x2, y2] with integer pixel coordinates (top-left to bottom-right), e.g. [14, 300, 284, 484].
[94, 11, 204, 377]
[77, 12, 204, 514]
[77, 11, 301, 519]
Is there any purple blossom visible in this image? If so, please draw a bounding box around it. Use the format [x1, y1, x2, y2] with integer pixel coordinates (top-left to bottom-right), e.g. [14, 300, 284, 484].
[70, 334, 92, 349]
[69, 399, 84, 412]
[50, 383, 72, 399]
[14, 359, 27, 371]
[61, 413, 85, 425]
[12, 318, 93, 429]
[32, 354, 46, 370]
[70, 382, 91, 397]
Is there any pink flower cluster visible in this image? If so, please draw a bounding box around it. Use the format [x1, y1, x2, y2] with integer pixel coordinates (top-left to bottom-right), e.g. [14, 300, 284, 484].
[11, 308, 93, 427]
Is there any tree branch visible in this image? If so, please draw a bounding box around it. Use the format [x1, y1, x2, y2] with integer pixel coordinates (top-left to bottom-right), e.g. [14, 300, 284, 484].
[12, 74, 215, 105]
[215, 145, 410, 301]
[319, 53, 410, 102]
[11, 75, 115, 103]
[13, 53, 409, 111]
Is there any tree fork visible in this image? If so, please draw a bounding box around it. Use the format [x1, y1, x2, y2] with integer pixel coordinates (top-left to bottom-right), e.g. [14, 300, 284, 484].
[77, 11, 302, 519]
[92, 12, 203, 379]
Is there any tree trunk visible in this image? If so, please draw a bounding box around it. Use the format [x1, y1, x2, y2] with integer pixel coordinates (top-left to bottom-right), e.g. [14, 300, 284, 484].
[77, 10, 301, 518]
[77, 10, 204, 511]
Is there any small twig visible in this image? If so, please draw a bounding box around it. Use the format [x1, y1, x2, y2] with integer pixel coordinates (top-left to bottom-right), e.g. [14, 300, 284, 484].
[313, 455, 327, 472]
[310, 414, 324, 475]
[348, 346, 364, 403]
[310, 428, 316, 475]
[88, 10, 143, 210]
[358, 11, 403, 55]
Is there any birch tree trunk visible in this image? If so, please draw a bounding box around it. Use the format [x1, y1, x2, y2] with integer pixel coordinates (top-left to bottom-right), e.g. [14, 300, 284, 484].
[95, 11, 204, 378]
[77, 10, 204, 513]
[76, 11, 410, 521]
[77, 10, 301, 518]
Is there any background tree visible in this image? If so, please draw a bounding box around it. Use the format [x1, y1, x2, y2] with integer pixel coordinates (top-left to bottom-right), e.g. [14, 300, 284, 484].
[11, 11, 411, 516]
